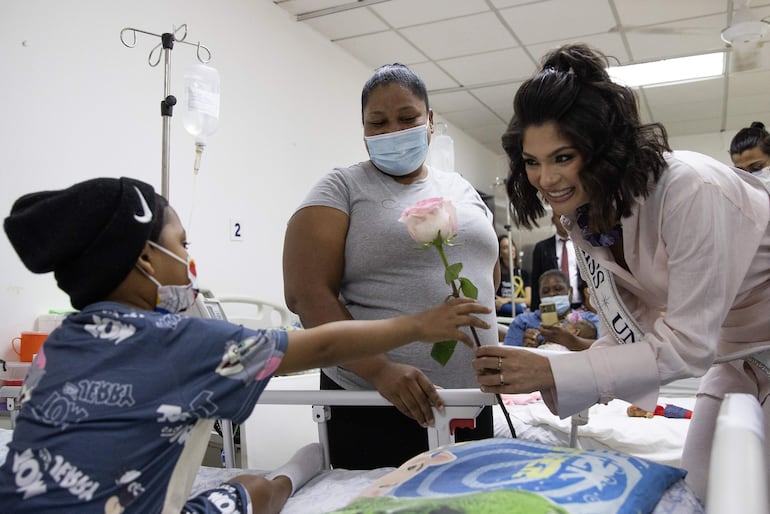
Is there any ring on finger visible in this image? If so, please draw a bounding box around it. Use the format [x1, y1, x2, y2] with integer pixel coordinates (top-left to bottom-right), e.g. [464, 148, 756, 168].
[497, 356, 502, 371]
[499, 373, 505, 385]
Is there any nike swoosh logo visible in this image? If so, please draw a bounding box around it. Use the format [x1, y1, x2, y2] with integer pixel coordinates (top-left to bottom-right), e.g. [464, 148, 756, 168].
[133, 186, 153, 224]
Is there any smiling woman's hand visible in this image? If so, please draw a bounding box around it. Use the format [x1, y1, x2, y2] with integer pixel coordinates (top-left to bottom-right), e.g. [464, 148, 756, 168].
[472, 345, 555, 393]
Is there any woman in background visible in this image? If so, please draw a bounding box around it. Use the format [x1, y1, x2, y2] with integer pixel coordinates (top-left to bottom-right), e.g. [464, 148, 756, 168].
[495, 234, 531, 317]
[729, 121, 770, 189]
[283, 63, 499, 470]
[473, 43, 770, 501]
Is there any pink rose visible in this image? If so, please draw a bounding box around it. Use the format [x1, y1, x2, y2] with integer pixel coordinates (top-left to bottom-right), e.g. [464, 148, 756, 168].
[398, 198, 457, 244]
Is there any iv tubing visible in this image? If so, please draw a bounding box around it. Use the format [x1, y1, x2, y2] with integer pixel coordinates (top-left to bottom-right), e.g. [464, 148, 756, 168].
[193, 142, 205, 175]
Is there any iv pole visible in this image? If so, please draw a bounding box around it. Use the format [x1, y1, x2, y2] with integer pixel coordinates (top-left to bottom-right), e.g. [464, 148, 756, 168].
[120, 24, 235, 466]
[119, 24, 212, 200]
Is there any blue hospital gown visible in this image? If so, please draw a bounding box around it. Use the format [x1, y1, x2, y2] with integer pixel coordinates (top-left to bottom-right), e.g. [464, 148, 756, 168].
[0, 301, 287, 513]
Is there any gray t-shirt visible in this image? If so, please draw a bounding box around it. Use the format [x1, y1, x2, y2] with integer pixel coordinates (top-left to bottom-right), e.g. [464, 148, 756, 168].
[297, 161, 498, 389]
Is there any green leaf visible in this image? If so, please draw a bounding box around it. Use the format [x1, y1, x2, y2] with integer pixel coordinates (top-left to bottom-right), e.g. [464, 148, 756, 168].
[459, 277, 478, 299]
[444, 262, 462, 284]
[431, 340, 458, 366]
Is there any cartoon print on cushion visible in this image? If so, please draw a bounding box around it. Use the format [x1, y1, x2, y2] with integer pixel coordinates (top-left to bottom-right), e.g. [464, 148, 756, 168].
[360, 449, 456, 497]
[342, 439, 686, 514]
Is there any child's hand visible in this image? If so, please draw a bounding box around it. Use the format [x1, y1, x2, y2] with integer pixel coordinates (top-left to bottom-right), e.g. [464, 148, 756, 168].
[537, 323, 574, 347]
[415, 298, 490, 347]
[522, 328, 540, 347]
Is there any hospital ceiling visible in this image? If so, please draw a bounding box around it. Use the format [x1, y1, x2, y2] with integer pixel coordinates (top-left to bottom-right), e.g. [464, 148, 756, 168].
[273, 0, 770, 155]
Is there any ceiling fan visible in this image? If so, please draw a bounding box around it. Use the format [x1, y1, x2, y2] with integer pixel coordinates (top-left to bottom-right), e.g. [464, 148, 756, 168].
[721, 0, 770, 72]
[720, 0, 769, 45]
[609, 0, 769, 72]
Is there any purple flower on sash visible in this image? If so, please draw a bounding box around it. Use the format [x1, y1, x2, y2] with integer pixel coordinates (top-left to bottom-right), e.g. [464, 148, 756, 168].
[575, 204, 622, 247]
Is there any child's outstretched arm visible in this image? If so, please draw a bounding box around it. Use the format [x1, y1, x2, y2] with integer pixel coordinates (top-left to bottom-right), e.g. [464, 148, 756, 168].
[276, 297, 490, 374]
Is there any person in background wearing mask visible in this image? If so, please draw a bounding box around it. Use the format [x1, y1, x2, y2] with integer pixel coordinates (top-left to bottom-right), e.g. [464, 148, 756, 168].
[729, 121, 770, 190]
[0, 177, 490, 513]
[282, 63, 499, 470]
[503, 270, 599, 351]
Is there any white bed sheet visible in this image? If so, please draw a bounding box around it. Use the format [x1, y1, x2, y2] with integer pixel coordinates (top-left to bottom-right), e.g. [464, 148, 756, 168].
[494, 377, 700, 467]
[495, 395, 695, 467]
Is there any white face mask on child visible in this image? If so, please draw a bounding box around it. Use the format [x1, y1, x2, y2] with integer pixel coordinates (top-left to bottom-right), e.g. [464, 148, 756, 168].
[139, 241, 199, 313]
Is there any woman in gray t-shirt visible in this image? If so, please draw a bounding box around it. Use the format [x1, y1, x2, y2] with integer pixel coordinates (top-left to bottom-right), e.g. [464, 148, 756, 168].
[283, 63, 499, 469]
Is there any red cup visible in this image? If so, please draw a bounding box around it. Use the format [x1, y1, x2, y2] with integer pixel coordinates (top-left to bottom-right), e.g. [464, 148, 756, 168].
[11, 331, 48, 362]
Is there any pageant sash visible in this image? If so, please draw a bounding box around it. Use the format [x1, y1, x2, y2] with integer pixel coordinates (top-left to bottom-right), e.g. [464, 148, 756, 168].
[574, 247, 644, 345]
[575, 245, 770, 379]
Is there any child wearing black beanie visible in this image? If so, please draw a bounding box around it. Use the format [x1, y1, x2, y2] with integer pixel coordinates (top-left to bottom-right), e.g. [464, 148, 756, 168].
[0, 176, 490, 513]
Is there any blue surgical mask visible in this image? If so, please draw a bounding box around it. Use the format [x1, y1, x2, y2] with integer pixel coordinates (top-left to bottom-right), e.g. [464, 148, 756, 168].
[540, 294, 571, 316]
[365, 123, 429, 176]
[138, 241, 199, 313]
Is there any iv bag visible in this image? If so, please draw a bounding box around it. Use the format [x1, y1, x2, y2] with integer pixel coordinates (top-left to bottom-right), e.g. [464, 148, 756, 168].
[183, 63, 220, 145]
[427, 122, 455, 172]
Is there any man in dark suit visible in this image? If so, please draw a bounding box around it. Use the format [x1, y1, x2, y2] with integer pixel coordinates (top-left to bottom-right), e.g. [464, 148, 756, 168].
[530, 213, 585, 310]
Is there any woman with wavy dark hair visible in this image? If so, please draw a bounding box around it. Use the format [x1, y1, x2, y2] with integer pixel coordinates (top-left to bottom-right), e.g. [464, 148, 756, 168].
[472, 43, 770, 501]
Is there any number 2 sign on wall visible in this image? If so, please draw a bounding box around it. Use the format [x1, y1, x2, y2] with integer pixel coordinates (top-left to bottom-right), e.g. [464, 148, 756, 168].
[230, 219, 244, 242]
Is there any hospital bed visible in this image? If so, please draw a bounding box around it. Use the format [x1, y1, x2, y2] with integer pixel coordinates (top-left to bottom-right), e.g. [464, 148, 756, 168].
[202, 295, 762, 512]
[236, 372, 699, 469]
[222, 371, 707, 512]
[240, 372, 495, 470]
[0, 389, 762, 512]
[2, 296, 762, 512]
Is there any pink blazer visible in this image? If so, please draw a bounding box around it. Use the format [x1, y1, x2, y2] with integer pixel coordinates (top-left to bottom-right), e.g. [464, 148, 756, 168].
[541, 151, 770, 417]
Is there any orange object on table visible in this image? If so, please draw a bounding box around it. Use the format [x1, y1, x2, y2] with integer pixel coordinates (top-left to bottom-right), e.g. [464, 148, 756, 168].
[11, 331, 48, 362]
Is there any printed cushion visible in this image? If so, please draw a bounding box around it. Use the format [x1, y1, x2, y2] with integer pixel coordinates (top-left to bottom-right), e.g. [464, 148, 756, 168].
[332, 438, 686, 514]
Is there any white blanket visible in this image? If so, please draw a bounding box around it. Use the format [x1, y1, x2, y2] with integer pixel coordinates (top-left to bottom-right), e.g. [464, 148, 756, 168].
[495, 395, 695, 467]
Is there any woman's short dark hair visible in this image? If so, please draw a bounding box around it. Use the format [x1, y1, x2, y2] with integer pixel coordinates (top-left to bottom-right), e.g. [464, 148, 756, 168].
[361, 63, 429, 121]
[502, 44, 671, 233]
[729, 121, 769, 156]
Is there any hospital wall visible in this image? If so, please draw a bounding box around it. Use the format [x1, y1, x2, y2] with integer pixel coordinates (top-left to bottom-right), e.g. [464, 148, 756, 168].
[0, 1, 742, 363]
[0, 0, 507, 361]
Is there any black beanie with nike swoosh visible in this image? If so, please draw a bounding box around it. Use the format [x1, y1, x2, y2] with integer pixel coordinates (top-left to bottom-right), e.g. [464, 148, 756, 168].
[4, 177, 160, 309]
